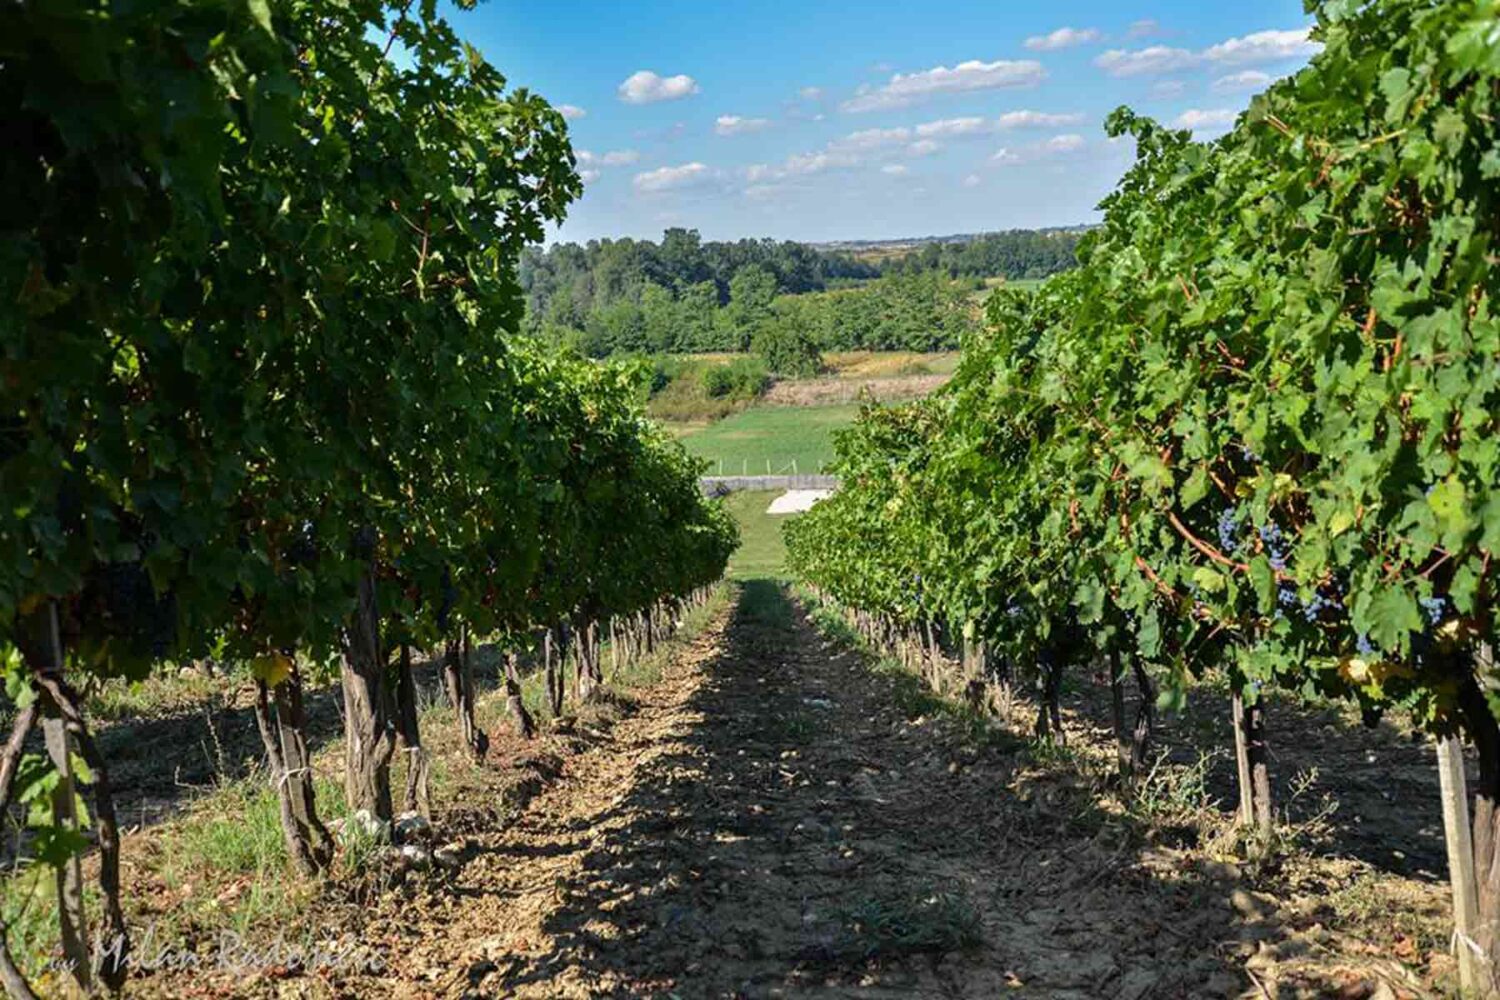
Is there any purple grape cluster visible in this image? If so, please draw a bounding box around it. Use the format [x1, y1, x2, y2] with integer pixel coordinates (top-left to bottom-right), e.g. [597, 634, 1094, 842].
[1420, 595, 1446, 625]
[1301, 590, 1341, 622]
[1217, 507, 1239, 553]
[1259, 522, 1287, 570]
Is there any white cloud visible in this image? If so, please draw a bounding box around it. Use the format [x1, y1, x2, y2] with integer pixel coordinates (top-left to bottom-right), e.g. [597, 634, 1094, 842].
[579, 149, 639, 168]
[1173, 108, 1238, 134]
[1202, 28, 1318, 65]
[579, 168, 600, 183]
[1126, 19, 1161, 39]
[914, 117, 989, 138]
[1024, 27, 1102, 52]
[558, 104, 587, 120]
[618, 70, 700, 105]
[991, 133, 1086, 166]
[850, 112, 1085, 146]
[963, 173, 982, 187]
[633, 162, 712, 192]
[799, 86, 824, 100]
[715, 114, 772, 136]
[1094, 46, 1198, 78]
[1213, 69, 1273, 92]
[784, 150, 861, 175]
[830, 126, 912, 151]
[881, 164, 909, 176]
[841, 58, 1045, 112]
[906, 139, 941, 157]
[995, 110, 1085, 129]
[746, 144, 865, 184]
[1095, 26, 1319, 79]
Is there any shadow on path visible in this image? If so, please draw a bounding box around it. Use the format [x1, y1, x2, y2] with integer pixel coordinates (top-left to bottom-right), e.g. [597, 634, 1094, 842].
[474, 580, 1266, 999]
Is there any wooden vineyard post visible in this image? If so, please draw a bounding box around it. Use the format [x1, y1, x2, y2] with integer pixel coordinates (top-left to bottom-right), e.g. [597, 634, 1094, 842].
[1439, 732, 1485, 994]
[43, 712, 90, 991]
[34, 603, 90, 993]
[1232, 689, 1255, 827]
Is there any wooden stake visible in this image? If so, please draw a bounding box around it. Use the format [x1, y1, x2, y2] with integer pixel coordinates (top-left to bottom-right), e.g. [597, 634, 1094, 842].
[1438, 732, 1484, 994]
[1232, 689, 1254, 827]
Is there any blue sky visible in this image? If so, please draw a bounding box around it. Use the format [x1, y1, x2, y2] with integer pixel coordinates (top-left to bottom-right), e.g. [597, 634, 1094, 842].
[453, 1, 1316, 243]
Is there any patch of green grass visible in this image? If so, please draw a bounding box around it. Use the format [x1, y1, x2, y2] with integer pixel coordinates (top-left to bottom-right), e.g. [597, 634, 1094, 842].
[830, 887, 982, 961]
[683, 404, 857, 476]
[721, 490, 797, 581]
[0, 770, 344, 982]
[646, 356, 763, 424]
[1128, 748, 1224, 824]
[736, 578, 796, 628]
[85, 667, 230, 722]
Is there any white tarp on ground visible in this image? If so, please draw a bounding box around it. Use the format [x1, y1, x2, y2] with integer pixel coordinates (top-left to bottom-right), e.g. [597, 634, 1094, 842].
[766, 489, 833, 514]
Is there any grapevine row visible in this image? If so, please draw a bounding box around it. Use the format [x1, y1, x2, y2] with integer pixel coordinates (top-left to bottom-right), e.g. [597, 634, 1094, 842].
[787, 0, 1500, 989]
[0, 0, 735, 992]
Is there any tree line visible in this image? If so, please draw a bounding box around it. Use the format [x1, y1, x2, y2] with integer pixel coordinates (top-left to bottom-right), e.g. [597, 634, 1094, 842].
[0, 1, 735, 994]
[876, 228, 1084, 280]
[787, 0, 1500, 991]
[543, 267, 984, 359]
[522, 227, 1077, 358]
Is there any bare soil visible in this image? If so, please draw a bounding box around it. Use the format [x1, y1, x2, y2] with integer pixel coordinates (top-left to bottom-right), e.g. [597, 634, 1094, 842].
[124, 581, 1452, 998]
[761, 374, 950, 408]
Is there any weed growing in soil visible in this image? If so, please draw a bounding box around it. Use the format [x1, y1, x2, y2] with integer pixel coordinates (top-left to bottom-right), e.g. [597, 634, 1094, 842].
[1129, 748, 1223, 824]
[832, 887, 983, 961]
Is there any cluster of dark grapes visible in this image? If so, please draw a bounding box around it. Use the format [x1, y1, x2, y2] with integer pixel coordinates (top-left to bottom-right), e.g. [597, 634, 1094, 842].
[1420, 594, 1447, 625]
[1216, 507, 1240, 554]
[1276, 576, 1344, 625]
[1259, 522, 1287, 571]
[1220, 506, 1289, 569]
[1300, 589, 1342, 621]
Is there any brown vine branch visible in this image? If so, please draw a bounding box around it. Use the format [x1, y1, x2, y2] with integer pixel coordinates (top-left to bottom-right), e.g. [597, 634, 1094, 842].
[1168, 511, 1252, 573]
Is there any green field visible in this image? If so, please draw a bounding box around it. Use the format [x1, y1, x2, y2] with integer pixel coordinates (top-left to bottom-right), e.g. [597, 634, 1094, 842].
[681, 404, 856, 476]
[721, 490, 796, 580]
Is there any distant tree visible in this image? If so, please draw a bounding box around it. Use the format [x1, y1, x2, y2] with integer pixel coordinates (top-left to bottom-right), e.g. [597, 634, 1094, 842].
[584, 297, 646, 356]
[724, 265, 778, 350]
[753, 317, 823, 377]
[677, 281, 720, 352]
[640, 283, 677, 353]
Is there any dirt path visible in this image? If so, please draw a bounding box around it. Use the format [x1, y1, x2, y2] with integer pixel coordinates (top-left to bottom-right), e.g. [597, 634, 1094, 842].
[335, 579, 1402, 1000]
